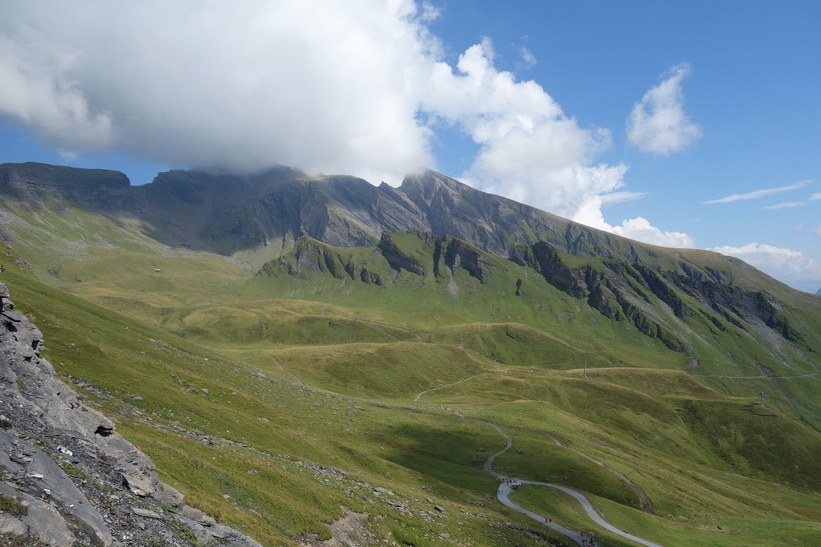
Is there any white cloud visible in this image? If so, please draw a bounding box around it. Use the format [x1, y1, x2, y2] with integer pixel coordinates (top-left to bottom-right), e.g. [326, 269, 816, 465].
[418, 1, 441, 22]
[710, 242, 821, 292]
[418, 38, 627, 219]
[573, 195, 695, 248]
[0, 0, 438, 184]
[764, 202, 806, 210]
[810, 192, 821, 201]
[599, 191, 648, 206]
[627, 63, 702, 156]
[704, 180, 812, 204]
[0, 35, 114, 150]
[613, 217, 695, 248]
[518, 46, 537, 70]
[0, 0, 676, 245]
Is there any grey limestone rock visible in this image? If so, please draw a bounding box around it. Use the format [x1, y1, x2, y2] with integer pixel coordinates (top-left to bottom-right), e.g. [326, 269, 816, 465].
[0, 282, 262, 546]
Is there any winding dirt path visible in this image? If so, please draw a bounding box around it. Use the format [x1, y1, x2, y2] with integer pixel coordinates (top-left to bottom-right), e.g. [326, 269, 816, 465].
[413, 374, 481, 402]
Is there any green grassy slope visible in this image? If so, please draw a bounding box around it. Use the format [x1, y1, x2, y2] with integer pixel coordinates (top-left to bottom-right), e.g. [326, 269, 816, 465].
[2, 204, 820, 545]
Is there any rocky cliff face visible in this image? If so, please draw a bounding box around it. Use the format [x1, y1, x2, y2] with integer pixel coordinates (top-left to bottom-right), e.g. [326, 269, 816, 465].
[0, 282, 261, 546]
[0, 163, 131, 210]
[0, 163, 573, 258]
[268, 233, 820, 362]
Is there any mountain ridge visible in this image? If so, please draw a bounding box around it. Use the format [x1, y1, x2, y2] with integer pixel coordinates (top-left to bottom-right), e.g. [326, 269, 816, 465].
[0, 161, 799, 294]
[3, 161, 818, 369]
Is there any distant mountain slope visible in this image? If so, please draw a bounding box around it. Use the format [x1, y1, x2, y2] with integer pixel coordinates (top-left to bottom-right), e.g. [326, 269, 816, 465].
[2, 161, 820, 362]
[0, 162, 795, 289]
[261, 232, 821, 373]
[2, 161, 819, 352]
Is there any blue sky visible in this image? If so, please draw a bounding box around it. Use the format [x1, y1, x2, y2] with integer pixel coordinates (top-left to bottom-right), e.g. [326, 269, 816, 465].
[1, 1, 819, 292]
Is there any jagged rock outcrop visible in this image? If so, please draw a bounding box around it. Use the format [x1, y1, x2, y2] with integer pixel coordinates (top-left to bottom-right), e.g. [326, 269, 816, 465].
[0, 282, 261, 546]
[376, 233, 425, 276]
[433, 235, 495, 282]
[509, 242, 687, 351]
[510, 242, 602, 299]
[0, 162, 593, 259]
[279, 232, 496, 289]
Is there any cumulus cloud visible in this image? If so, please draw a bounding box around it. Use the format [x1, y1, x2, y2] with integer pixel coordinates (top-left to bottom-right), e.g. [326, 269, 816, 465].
[627, 63, 702, 156]
[0, 0, 437, 184]
[710, 242, 821, 292]
[418, 38, 627, 218]
[0, 35, 114, 150]
[704, 180, 812, 204]
[574, 195, 695, 248]
[0, 0, 681, 247]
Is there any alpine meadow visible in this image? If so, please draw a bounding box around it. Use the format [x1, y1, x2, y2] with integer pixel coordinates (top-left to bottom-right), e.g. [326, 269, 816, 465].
[0, 162, 820, 546]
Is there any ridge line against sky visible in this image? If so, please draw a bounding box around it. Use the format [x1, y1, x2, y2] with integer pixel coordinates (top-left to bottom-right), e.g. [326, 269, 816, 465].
[0, 1, 819, 292]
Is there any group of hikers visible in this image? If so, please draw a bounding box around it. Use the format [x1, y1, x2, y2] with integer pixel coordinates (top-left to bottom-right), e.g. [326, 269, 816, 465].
[502, 477, 521, 490]
[501, 477, 597, 545]
[577, 529, 597, 546]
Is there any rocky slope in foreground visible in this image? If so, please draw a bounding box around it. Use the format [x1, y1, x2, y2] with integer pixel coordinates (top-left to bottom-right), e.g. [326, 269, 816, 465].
[0, 281, 261, 546]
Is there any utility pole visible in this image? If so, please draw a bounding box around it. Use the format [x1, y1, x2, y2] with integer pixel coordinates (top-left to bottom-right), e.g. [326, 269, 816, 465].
[759, 391, 766, 407]
[584, 360, 587, 379]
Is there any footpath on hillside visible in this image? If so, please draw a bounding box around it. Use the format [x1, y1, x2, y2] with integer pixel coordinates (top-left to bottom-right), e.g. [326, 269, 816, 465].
[478, 417, 662, 547]
[416, 383, 662, 546]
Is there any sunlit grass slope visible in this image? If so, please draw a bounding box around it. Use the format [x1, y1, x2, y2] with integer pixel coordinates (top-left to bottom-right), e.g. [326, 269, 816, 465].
[3, 216, 821, 545]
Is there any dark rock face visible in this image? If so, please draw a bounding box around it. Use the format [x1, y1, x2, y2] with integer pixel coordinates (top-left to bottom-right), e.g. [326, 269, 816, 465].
[377, 233, 425, 276]
[507, 241, 809, 353]
[0, 282, 261, 547]
[436, 236, 495, 282]
[509, 242, 687, 351]
[510, 242, 601, 299]
[0, 163, 577, 258]
[0, 162, 130, 209]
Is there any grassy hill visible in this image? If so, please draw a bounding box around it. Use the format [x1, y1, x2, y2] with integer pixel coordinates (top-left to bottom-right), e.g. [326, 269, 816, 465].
[2, 170, 821, 545]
